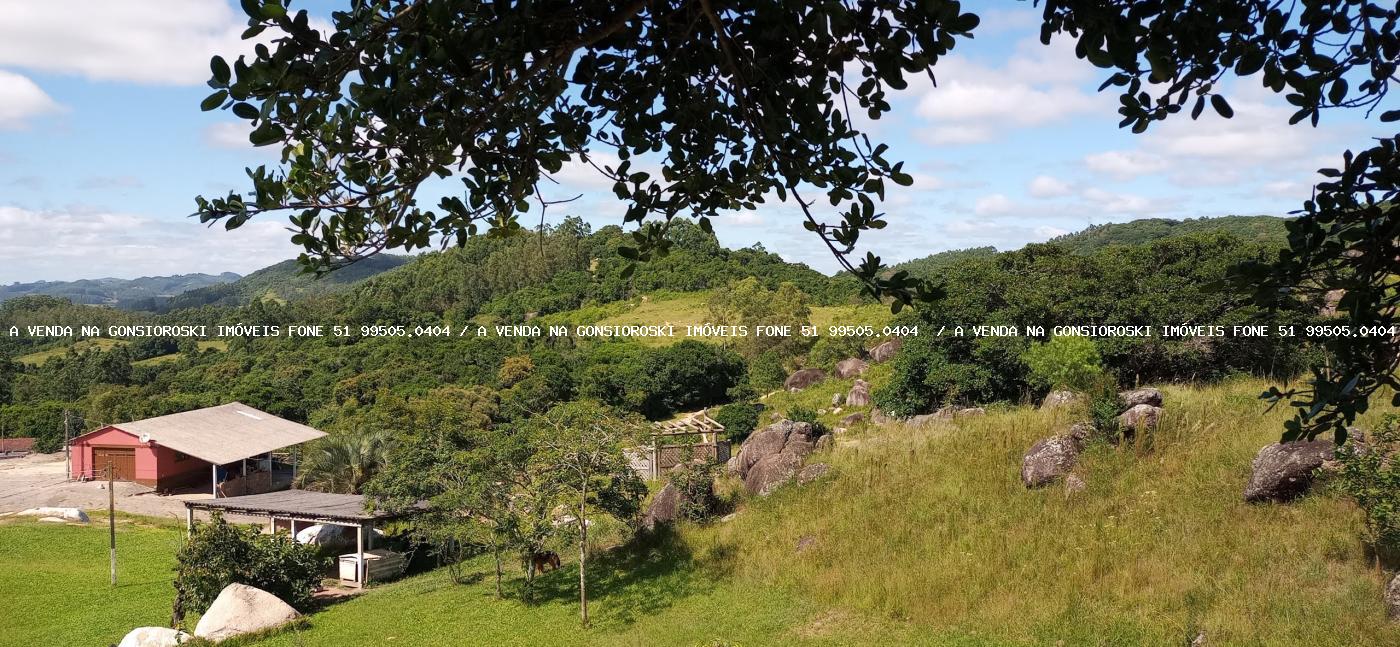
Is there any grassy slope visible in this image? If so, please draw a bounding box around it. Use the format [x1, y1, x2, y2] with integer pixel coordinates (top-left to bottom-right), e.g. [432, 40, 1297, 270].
[725, 378, 1399, 646]
[4, 380, 1397, 646]
[0, 514, 184, 647]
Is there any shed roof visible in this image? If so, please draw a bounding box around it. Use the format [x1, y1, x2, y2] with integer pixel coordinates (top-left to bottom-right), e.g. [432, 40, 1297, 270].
[184, 490, 406, 523]
[103, 402, 326, 465]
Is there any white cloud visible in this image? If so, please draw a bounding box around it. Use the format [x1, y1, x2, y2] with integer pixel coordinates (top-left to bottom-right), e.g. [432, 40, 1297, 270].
[0, 70, 60, 128]
[0, 1, 332, 86]
[913, 38, 1103, 145]
[1081, 188, 1155, 214]
[1028, 175, 1072, 198]
[973, 193, 1017, 216]
[202, 122, 258, 150]
[1084, 150, 1169, 180]
[0, 204, 300, 282]
[0, 1, 249, 84]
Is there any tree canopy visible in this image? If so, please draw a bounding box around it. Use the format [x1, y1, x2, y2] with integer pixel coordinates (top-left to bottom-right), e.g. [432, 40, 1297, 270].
[193, 0, 1400, 440]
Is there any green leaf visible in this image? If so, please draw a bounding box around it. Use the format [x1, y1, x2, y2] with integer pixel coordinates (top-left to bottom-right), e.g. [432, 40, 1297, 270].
[231, 102, 260, 120]
[1210, 95, 1234, 118]
[200, 90, 229, 112]
[260, 2, 287, 19]
[210, 57, 231, 85]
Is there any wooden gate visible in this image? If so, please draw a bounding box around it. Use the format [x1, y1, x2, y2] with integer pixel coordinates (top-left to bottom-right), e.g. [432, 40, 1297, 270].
[92, 446, 136, 481]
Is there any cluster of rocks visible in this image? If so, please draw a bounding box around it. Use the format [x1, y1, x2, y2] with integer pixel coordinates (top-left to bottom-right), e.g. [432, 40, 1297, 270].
[642, 461, 717, 530]
[1116, 388, 1165, 437]
[1019, 387, 1165, 489]
[119, 583, 300, 646]
[781, 339, 901, 393]
[726, 419, 832, 496]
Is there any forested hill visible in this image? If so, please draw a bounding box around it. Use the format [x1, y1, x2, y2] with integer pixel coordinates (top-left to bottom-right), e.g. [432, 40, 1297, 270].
[160, 255, 410, 311]
[1047, 215, 1288, 253]
[335, 218, 862, 323]
[0, 273, 240, 310]
[891, 215, 1288, 280]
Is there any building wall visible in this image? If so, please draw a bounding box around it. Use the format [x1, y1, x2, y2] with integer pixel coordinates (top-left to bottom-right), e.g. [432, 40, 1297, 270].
[152, 443, 213, 490]
[70, 426, 156, 484]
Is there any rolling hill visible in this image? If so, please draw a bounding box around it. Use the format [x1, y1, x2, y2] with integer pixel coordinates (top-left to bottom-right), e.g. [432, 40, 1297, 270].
[0, 273, 240, 310]
[160, 255, 411, 310]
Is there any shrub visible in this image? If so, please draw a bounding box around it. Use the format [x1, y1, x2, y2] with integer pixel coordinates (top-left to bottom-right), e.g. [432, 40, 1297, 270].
[173, 512, 329, 623]
[713, 401, 760, 443]
[1334, 416, 1400, 559]
[669, 461, 720, 522]
[1022, 335, 1103, 392]
[1084, 375, 1123, 443]
[806, 334, 868, 371]
[747, 349, 788, 392]
[787, 405, 827, 435]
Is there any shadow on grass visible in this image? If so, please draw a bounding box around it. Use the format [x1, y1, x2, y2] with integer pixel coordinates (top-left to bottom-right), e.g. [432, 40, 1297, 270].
[525, 525, 717, 628]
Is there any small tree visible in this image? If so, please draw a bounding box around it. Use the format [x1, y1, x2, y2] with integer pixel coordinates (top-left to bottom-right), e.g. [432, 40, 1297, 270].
[1022, 335, 1104, 393]
[172, 513, 327, 626]
[533, 402, 647, 627]
[1334, 415, 1400, 562]
[295, 429, 396, 494]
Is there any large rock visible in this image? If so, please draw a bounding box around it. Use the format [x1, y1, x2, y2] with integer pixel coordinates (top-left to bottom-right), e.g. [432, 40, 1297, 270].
[784, 368, 827, 391]
[118, 627, 190, 647]
[847, 379, 871, 407]
[734, 420, 817, 479]
[834, 357, 869, 379]
[1117, 404, 1163, 433]
[840, 412, 866, 427]
[869, 338, 903, 363]
[1243, 440, 1337, 503]
[12, 507, 89, 522]
[1386, 572, 1400, 621]
[1119, 387, 1163, 408]
[813, 434, 834, 453]
[193, 583, 300, 642]
[797, 462, 831, 484]
[1021, 435, 1084, 488]
[1040, 390, 1083, 410]
[746, 450, 805, 496]
[642, 482, 682, 530]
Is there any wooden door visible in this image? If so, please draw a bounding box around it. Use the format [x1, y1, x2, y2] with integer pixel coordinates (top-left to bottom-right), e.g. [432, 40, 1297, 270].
[92, 446, 136, 481]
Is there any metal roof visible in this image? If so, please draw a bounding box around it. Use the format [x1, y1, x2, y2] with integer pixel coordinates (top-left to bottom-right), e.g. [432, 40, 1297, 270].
[105, 402, 326, 465]
[184, 490, 405, 522]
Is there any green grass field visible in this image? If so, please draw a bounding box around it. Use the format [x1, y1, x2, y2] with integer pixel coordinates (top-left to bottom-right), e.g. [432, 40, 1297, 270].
[0, 514, 185, 647]
[133, 340, 230, 367]
[2, 379, 1397, 646]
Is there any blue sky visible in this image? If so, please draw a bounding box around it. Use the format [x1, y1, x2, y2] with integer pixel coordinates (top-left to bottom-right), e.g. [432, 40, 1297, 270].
[0, 1, 1386, 283]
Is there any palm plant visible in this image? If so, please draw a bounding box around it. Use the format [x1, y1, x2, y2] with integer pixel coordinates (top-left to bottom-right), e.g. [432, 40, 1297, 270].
[295, 429, 396, 494]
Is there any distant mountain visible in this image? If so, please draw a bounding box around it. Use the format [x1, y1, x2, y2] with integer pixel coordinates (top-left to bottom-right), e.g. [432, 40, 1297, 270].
[893, 216, 1290, 280]
[0, 272, 241, 310]
[160, 255, 410, 310]
[1046, 215, 1289, 254]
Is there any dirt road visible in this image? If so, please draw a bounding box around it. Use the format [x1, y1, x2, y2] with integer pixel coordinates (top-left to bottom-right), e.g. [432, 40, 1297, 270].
[0, 452, 205, 520]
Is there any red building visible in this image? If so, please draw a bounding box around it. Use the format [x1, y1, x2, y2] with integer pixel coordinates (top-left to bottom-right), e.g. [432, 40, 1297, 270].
[69, 402, 326, 494]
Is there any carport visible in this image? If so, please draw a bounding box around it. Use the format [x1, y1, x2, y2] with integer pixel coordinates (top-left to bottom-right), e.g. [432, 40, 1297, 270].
[184, 490, 413, 587]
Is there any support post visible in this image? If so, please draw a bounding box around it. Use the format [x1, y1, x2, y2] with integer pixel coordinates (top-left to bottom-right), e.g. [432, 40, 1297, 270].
[108, 461, 116, 587]
[355, 524, 365, 587]
[185, 506, 194, 536]
[210, 464, 218, 498]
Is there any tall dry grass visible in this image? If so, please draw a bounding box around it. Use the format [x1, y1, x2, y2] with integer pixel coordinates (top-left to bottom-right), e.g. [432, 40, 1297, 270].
[693, 378, 1400, 646]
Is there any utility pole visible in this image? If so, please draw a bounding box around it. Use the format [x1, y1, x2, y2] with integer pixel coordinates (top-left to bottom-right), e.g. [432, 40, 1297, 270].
[63, 409, 71, 480]
[108, 461, 116, 587]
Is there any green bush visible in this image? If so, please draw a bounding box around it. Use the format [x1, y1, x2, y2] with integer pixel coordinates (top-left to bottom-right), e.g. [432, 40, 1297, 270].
[713, 401, 760, 443]
[747, 349, 788, 393]
[787, 405, 827, 435]
[1334, 416, 1400, 558]
[669, 461, 720, 522]
[173, 513, 329, 623]
[1084, 375, 1123, 443]
[1022, 335, 1103, 392]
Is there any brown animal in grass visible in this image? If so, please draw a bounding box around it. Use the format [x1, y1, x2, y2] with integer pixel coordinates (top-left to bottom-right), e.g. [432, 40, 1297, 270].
[530, 551, 561, 574]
